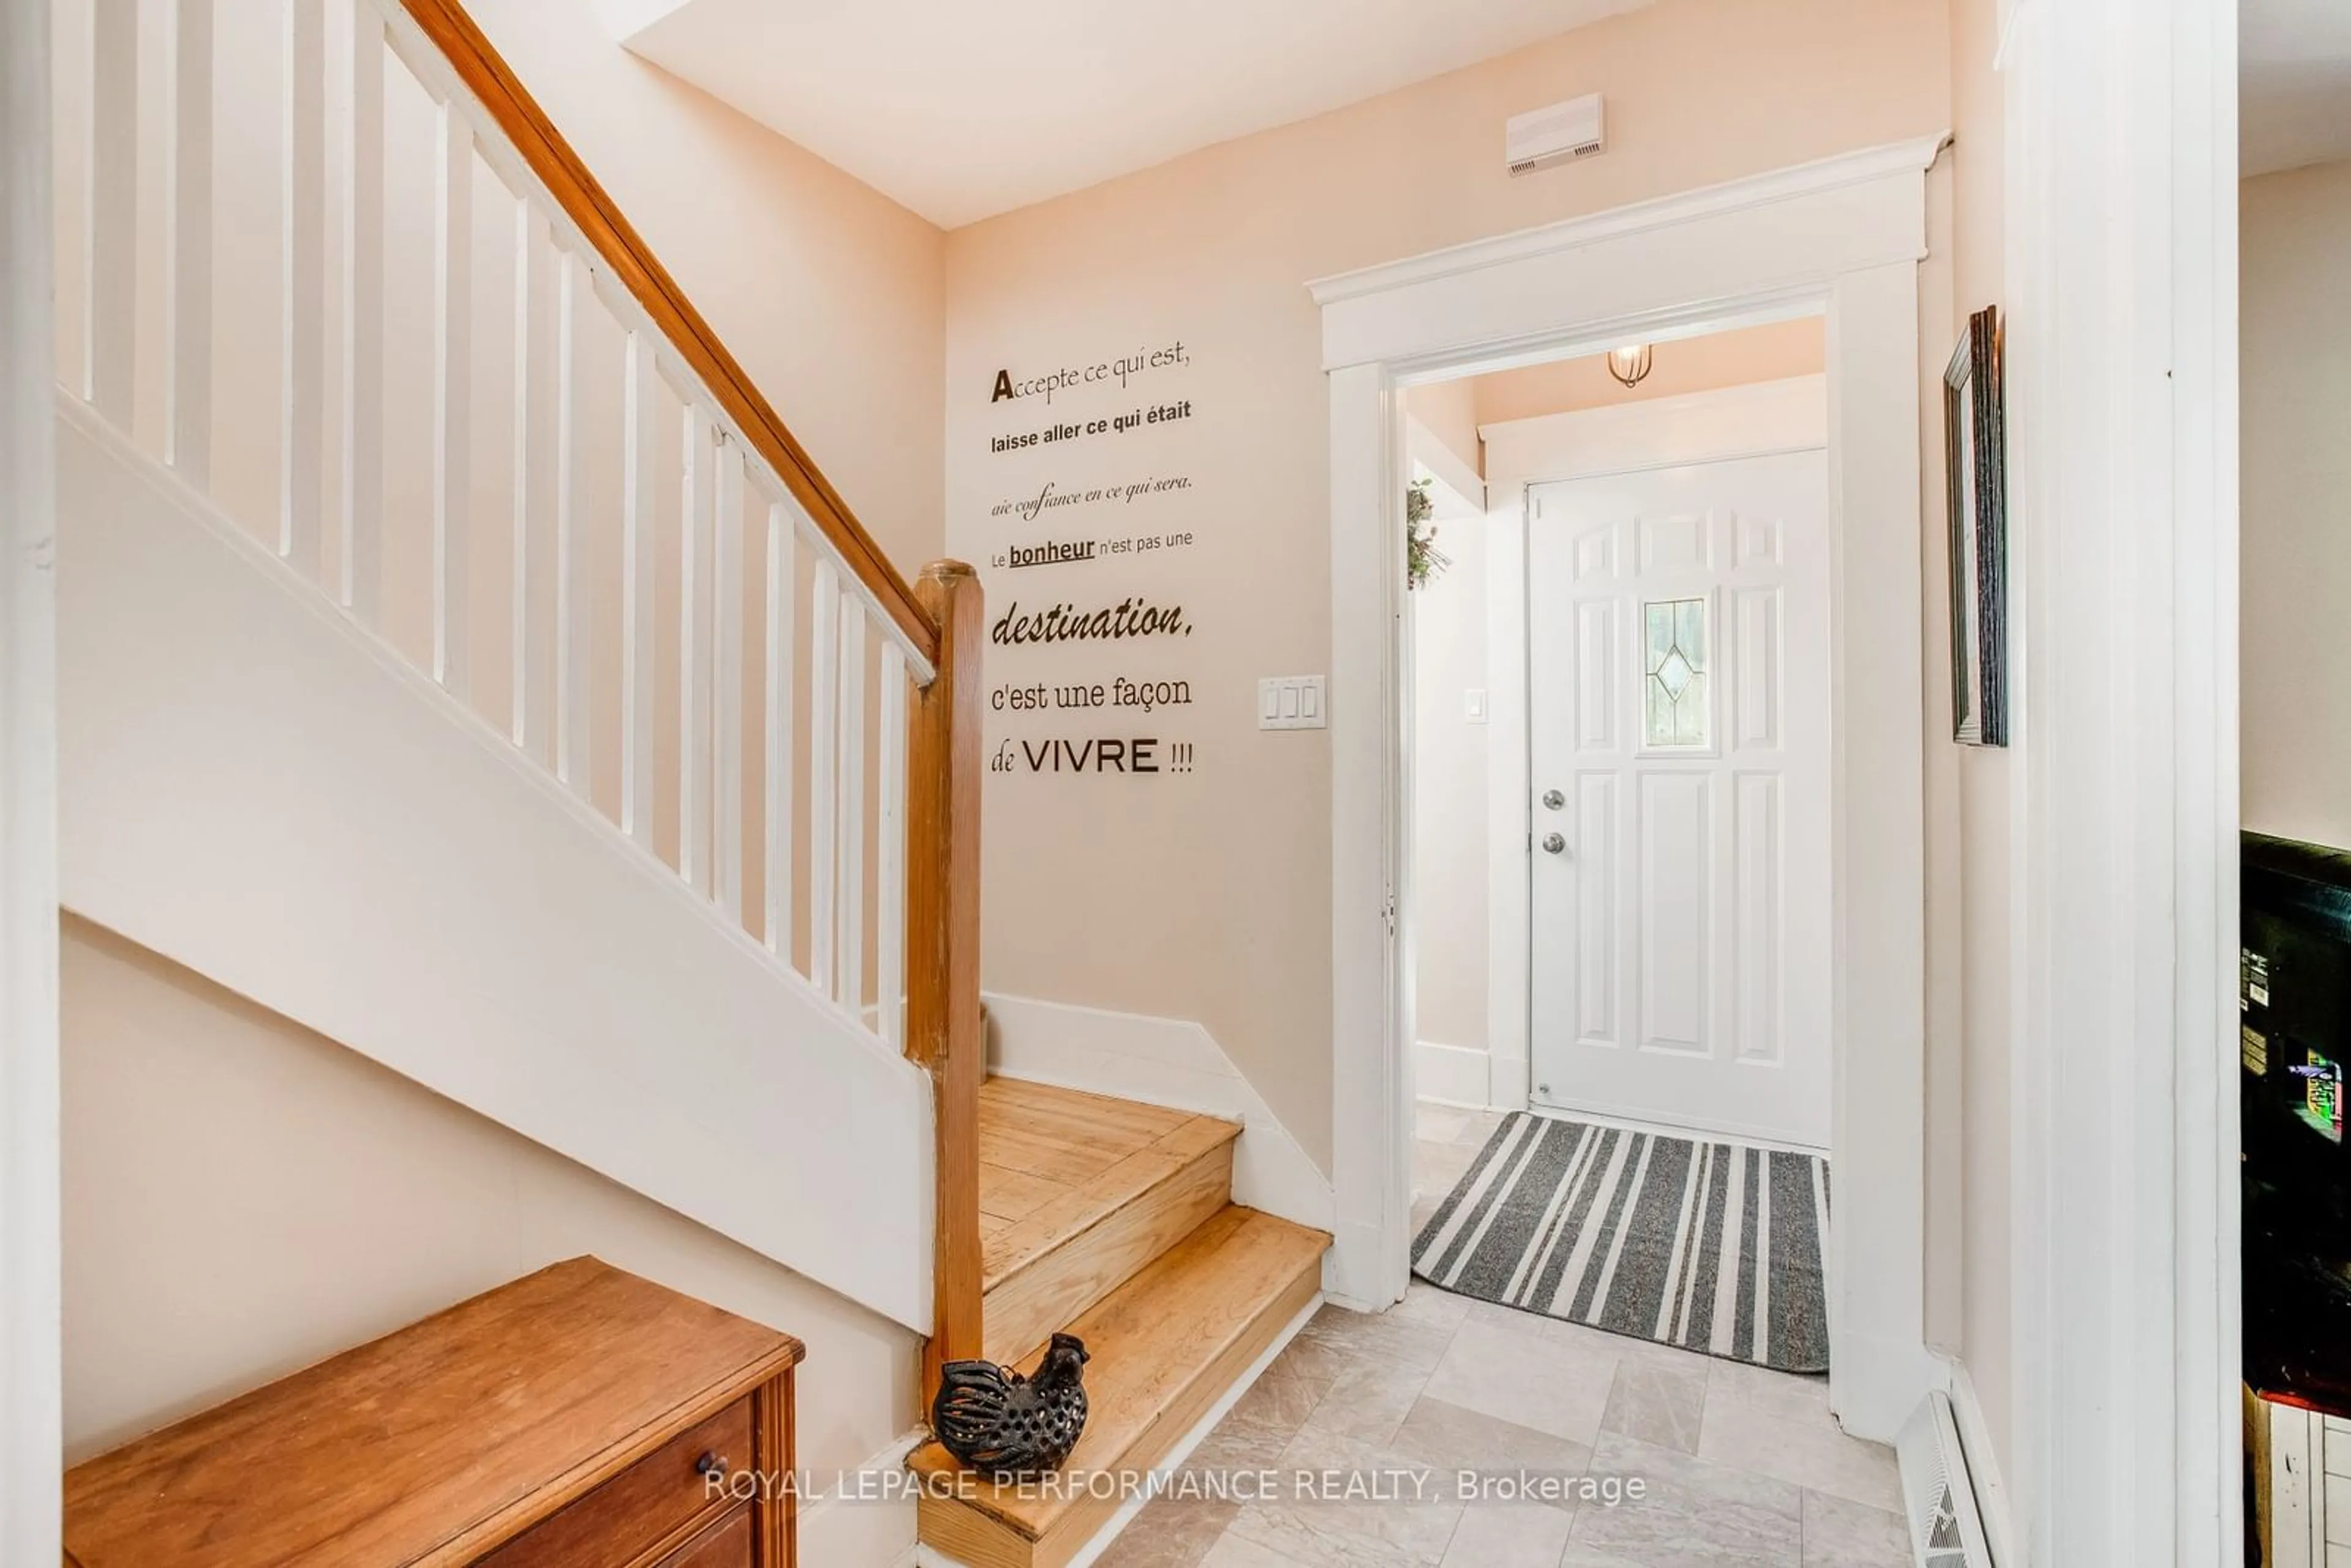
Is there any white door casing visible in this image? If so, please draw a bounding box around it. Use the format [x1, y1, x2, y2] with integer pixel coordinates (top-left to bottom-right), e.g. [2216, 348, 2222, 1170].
[1527, 450, 1832, 1149]
[1313, 136, 1945, 1444]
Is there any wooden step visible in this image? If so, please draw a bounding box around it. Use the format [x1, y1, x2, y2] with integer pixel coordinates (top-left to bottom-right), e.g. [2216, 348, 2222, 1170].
[913, 1204, 1328, 1568]
[978, 1077, 1242, 1366]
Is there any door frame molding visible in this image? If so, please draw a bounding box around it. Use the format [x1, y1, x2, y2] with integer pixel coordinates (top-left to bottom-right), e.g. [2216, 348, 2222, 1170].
[1311, 133, 1948, 1441]
[1480, 375, 1831, 1142]
[1, 0, 61, 1556]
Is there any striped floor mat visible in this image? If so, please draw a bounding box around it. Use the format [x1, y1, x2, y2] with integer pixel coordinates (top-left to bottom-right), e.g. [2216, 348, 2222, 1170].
[1411, 1112, 1830, 1373]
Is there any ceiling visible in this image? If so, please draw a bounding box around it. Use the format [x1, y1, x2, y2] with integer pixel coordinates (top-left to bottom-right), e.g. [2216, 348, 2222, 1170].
[2243, 0, 2351, 176]
[612, 0, 1651, 228]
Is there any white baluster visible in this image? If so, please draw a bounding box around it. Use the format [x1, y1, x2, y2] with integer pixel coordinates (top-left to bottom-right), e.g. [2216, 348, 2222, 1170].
[554, 252, 588, 791]
[834, 598, 864, 1011]
[876, 642, 906, 1050]
[807, 560, 839, 996]
[165, 0, 212, 484]
[679, 405, 713, 890]
[620, 331, 656, 846]
[763, 500, 796, 958]
[84, 0, 137, 421]
[712, 438, 744, 925]
[511, 198, 541, 752]
[340, 0, 382, 623]
[432, 103, 472, 696]
[279, 0, 324, 580]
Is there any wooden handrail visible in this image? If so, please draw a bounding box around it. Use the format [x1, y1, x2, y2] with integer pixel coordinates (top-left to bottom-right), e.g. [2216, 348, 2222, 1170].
[396, 0, 939, 670]
[906, 560, 983, 1411]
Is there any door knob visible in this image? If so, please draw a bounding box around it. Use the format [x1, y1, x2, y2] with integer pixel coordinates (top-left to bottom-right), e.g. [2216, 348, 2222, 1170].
[1541, 789, 1565, 810]
[1542, 833, 1567, 855]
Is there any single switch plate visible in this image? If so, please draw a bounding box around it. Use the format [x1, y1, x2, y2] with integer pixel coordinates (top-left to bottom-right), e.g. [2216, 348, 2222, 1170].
[1258, 675, 1328, 730]
[1465, 689, 1488, 723]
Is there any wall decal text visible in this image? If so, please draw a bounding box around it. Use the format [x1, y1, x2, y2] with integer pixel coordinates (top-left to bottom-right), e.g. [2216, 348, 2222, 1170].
[991, 598, 1192, 647]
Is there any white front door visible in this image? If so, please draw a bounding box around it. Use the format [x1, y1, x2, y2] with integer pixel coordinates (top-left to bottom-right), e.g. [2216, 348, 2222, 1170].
[1526, 449, 1832, 1148]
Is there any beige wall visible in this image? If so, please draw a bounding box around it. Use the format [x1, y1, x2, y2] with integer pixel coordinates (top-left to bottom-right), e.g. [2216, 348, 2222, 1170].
[2243, 159, 2351, 850]
[944, 0, 1953, 1171]
[60, 918, 918, 1473]
[1947, 0, 2012, 1487]
[1407, 377, 1483, 481]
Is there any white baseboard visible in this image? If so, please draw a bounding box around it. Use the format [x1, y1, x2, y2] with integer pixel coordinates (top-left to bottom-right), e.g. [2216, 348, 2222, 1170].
[1944, 1357, 2016, 1567]
[1830, 1327, 1945, 1447]
[1413, 1040, 1490, 1109]
[983, 994, 1333, 1232]
[800, 1431, 924, 1567]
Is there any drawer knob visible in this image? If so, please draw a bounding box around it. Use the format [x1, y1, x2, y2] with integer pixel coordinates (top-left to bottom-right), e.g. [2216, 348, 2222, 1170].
[695, 1451, 729, 1480]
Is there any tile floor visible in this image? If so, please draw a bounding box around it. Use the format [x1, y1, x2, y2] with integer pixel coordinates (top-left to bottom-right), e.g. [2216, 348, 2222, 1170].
[1094, 1104, 1910, 1568]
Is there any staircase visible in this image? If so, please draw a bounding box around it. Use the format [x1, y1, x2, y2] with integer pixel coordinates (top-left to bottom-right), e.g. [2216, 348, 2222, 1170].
[911, 1078, 1329, 1568]
[48, 0, 977, 1339]
[48, 2, 1322, 1560]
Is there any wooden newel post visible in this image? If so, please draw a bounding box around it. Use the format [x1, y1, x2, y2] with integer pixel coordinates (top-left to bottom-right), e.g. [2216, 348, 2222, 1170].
[907, 560, 983, 1416]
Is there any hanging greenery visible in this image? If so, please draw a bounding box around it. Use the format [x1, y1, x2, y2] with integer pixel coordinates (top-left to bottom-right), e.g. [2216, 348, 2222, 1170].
[1406, 476, 1449, 591]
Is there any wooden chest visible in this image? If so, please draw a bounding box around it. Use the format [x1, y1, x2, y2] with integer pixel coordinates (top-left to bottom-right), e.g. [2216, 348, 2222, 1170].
[64, 1257, 802, 1567]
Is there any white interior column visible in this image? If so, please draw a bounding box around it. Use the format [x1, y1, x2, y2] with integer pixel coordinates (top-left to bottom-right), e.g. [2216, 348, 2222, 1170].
[2001, 0, 2240, 1561]
[1, 0, 64, 1556]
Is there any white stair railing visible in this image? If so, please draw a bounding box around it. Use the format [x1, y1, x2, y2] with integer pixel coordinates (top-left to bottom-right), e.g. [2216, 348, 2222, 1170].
[51, 0, 930, 1051]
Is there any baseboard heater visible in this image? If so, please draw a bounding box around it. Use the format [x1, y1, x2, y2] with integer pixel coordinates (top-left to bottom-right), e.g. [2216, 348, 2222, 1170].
[1896, 1392, 1997, 1567]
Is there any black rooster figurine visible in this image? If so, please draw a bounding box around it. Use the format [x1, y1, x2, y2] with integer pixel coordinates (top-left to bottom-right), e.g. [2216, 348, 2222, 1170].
[931, 1333, 1091, 1479]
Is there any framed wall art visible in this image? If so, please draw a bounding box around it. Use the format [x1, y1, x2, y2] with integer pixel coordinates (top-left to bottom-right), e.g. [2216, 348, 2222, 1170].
[1944, 304, 2008, 746]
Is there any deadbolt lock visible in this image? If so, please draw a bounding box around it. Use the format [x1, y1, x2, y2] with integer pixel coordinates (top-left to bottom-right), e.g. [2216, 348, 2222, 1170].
[1542, 789, 1565, 810]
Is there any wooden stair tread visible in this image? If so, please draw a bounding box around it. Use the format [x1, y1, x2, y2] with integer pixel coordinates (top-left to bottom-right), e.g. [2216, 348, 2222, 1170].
[912, 1204, 1328, 1545]
[978, 1078, 1241, 1291]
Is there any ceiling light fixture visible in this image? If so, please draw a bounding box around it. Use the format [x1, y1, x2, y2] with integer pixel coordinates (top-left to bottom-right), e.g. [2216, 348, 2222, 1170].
[1606, 343, 1654, 388]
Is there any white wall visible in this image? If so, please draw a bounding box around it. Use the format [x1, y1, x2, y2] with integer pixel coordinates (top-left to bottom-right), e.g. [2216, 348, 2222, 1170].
[58, 408, 935, 1331]
[1945, 0, 2012, 1492]
[1406, 499, 1490, 1075]
[2243, 158, 2351, 850]
[1, 1, 61, 1560]
[61, 918, 918, 1553]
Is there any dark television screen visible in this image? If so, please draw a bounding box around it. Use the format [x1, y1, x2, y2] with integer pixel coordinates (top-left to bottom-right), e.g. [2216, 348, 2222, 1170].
[2243, 831, 2351, 1413]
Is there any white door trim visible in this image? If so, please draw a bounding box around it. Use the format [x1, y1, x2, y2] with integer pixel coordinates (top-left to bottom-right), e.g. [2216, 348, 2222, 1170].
[1481, 376, 1831, 1127]
[2000, 0, 2239, 1561]
[1, 0, 61, 1558]
[1313, 135, 1947, 1442]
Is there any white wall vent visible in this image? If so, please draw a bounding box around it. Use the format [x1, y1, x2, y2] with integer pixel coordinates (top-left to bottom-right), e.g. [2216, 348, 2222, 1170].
[1895, 1392, 1997, 1568]
[1505, 93, 1605, 176]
